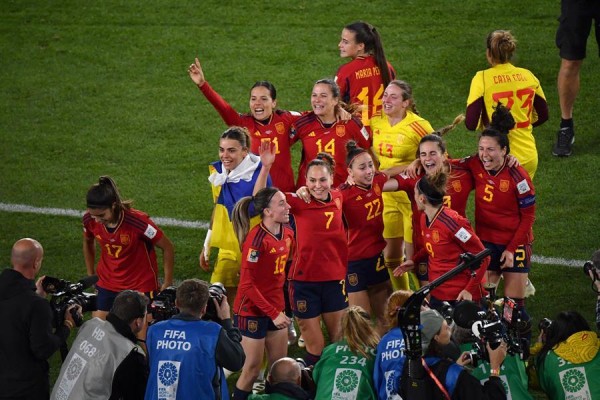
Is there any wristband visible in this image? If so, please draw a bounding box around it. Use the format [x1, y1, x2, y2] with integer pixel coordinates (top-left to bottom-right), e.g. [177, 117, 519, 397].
[490, 368, 500, 377]
[203, 230, 212, 260]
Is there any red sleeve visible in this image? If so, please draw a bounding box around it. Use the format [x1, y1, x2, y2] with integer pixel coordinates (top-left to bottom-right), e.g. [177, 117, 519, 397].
[351, 117, 370, 148]
[199, 82, 243, 126]
[532, 96, 549, 127]
[452, 222, 489, 293]
[465, 97, 486, 130]
[241, 267, 279, 320]
[506, 169, 536, 253]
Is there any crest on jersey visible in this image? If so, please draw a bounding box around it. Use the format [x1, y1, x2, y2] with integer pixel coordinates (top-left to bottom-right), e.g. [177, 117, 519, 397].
[247, 249, 259, 263]
[297, 301, 307, 313]
[120, 234, 130, 245]
[276, 122, 285, 135]
[451, 180, 462, 192]
[500, 180, 510, 192]
[432, 230, 440, 243]
[248, 320, 258, 333]
[336, 125, 346, 137]
[335, 198, 342, 209]
[348, 273, 359, 286]
[374, 184, 382, 196]
[418, 262, 428, 276]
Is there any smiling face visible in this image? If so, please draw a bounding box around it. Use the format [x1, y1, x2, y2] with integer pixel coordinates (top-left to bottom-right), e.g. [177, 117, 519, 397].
[348, 152, 375, 187]
[419, 141, 446, 176]
[249, 86, 276, 120]
[382, 83, 409, 119]
[219, 138, 248, 171]
[311, 83, 338, 120]
[306, 165, 333, 201]
[338, 28, 364, 59]
[265, 191, 290, 224]
[478, 136, 506, 171]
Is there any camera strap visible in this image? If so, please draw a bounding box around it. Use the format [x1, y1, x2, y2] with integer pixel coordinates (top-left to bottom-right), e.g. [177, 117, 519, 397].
[421, 358, 451, 400]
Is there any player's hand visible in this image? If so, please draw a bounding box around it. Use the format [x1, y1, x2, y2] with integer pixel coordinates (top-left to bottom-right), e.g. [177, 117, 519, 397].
[296, 186, 311, 203]
[506, 155, 520, 168]
[345, 174, 356, 186]
[393, 260, 414, 277]
[487, 340, 507, 371]
[405, 159, 422, 179]
[500, 250, 514, 269]
[259, 140, 276, 169]
[160, 281, 173, 291]
[64, 304, 82, 327]
[456, 289, 473, 301]
[199, 249, 211, 272]
[188, 57, 206, 87]
[336, 106, 352, 122]
[273, 312, 291, 329]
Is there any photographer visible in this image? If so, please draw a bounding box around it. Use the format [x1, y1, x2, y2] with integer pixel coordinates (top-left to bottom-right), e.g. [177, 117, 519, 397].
[248, 357, 312, 400]
[532, 311, 600, 399]
[145, 278, 245, 399]
[51, 290, 149, 399]
[399, 309, 507, 400]
[0, 238, 77, 400]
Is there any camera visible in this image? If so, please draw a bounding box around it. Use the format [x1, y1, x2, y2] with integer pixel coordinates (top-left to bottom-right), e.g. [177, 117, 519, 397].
[295, 358, 316, 394]
[453, 299, 527, 366]
[538, 317, 552, 332]
[439, 301, 454, 325]
[583, 260, 599, 282]
[42, 275, 98, 327]
[203, 282, 227, 322]
[148, 286, 178, 323]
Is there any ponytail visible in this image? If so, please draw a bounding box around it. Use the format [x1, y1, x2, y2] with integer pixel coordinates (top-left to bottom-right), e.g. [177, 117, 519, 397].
[345, 21, 392, 87]
[86, 175, 132, 216]
[232, 187, 281, 247]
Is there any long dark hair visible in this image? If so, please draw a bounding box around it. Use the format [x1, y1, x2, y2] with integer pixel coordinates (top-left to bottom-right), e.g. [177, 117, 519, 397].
[86, 176, 132, 218]
[480, 103, 515, 154]
[537, 311, 591, 363]
[232, 187, 280, 247]
[345, 21, 392, 87]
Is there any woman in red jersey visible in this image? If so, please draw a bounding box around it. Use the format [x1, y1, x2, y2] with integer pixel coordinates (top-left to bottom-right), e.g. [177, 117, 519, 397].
[338, 141, 393, 334]
[230, 187, 294, 399]
[461, 104, 535, 332]
[393, 172, 489, 308]
[291, 78, 371, 188]
[189, 59, 299, 192]
[285, 153, 348, 367]
[83, 176, 174, 320]
[336, 21, 395, 131]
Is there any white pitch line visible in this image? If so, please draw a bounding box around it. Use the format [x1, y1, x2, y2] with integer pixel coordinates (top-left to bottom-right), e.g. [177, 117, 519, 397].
[0, 202, 209, 230]
[0, 202, 587, 267]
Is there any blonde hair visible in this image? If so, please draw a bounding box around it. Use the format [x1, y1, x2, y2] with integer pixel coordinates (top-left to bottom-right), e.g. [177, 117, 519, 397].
[486, 30, 517, 64]
[342, 306, 380, 358]
[384, 290, 413, 331]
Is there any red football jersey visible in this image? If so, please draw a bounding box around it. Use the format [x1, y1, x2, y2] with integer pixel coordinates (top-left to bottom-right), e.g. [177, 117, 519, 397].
[335, 55, 396, 129]
[200, 82, 299, 192]
[339, 172, 387, 261]
[461, 156, 536, 252]
[416, 207, 488, 301]
[393, 161, 475, 252]
[82, 208, 164, 292]
[291, 113, 370, 187]
[285, 190, 348, 282]
[234, 222, 294, 320]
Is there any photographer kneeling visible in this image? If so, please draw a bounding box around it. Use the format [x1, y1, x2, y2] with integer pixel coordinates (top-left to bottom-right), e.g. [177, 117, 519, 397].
[533, 311, 600, 399]
[400, 309, 507, 400]
[145, 278, 245, 399]
[248, 357, 312, 400]
[51, 290, 149, 399]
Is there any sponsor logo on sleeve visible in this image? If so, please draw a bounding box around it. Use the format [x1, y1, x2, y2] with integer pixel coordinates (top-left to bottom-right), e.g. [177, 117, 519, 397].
[247, 249, 259, 263]
[517, 179, 531, 194]
[144, 225, 158, 239]
[455, 227, 472, 243]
